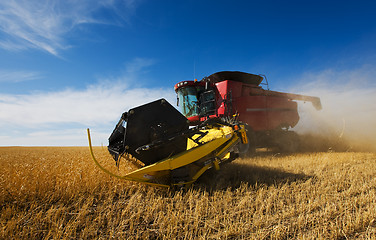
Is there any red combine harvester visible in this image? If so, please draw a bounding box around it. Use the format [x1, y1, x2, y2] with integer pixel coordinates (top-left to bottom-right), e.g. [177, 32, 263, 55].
[175, 71, 322, 153]
[89, 70, 322, 188]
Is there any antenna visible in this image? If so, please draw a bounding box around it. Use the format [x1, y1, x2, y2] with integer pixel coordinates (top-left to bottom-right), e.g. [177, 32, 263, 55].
[193, 59, 196, 80]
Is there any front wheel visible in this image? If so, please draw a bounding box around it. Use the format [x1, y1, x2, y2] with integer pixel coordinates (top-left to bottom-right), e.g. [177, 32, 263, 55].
[238, 125, 256, 158]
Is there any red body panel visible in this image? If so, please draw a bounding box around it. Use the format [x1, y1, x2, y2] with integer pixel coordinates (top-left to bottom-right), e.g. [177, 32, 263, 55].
[215, 80, 299, 131]
[176, 79, 301, 132]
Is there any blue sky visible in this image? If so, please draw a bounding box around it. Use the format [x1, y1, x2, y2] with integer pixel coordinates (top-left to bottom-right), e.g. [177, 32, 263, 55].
[0, 0, 376, 146]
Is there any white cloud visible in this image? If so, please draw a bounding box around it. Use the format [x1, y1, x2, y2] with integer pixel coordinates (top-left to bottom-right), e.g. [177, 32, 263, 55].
[0, 81, 176, 146]
[125, 58, 156, 73]
[0, 69, 42, 83]
[0, 0, 136, 55]
[0, 83, 175, 126]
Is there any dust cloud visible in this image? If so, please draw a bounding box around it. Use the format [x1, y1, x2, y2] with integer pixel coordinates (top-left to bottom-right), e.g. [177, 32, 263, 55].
[291, 69, 376, 152]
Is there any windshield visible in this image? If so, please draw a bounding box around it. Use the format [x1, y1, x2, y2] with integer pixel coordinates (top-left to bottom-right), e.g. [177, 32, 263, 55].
[177, 86, 204, 118]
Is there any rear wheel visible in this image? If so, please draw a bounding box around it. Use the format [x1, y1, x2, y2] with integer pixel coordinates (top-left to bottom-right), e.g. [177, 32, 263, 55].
[274, 131, 300, 153]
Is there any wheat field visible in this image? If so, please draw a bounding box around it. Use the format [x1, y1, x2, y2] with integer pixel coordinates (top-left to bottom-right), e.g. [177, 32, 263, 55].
[1, 146, 375, 239]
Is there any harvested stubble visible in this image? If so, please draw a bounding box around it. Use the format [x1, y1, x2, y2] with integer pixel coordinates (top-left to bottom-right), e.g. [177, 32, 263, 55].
[1, 147, 375, 239]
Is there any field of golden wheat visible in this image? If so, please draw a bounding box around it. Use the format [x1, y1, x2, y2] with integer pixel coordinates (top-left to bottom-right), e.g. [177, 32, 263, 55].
[1, 146, 376, 239]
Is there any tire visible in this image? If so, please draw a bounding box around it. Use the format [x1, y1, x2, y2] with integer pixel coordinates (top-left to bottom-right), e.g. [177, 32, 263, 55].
[276, 131, 300, 153]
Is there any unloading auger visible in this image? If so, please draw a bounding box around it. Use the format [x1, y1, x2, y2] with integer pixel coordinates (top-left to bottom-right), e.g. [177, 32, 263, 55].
[88, 98, 248, 188]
